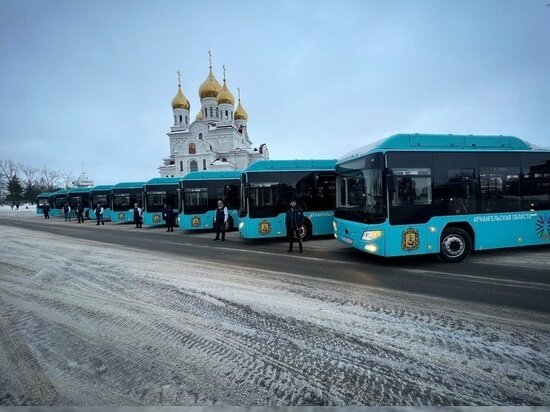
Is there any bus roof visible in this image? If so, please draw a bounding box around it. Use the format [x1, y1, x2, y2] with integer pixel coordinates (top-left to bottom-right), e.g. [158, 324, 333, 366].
[338, 133, 539, 163]
[182, 171, 241, 180]
[68, 187, 93, 194]
[51, 189, 70, 196]
[144, 177, 182, 185]
[112, 181, 146, 189]
[243, 159, 336, 173]
[37, 192, 53, 198]
[90, 185, 114, 192]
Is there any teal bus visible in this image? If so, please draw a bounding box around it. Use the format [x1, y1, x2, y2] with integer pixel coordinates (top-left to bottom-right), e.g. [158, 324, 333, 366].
[333, 134, 550, 262]
[36, 192, 53, 215]
[50, 189, 70, 217]
[142, 177, 180, 226]
[110, 182, 145, 223]
[239, 160, 337, 240]
[68, 187, 92, 218]
[89, 185, 113, 221]
[179, 171, 241, 231]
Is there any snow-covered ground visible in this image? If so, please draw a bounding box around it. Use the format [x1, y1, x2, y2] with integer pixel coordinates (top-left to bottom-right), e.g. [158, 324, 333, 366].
[0, 224, 548, 406]
[0, 204, 36, 214]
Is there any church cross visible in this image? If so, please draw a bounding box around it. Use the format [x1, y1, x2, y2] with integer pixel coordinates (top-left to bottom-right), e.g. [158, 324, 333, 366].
[177, 70, 181, 87]
[222, 64, 226, 81]
[208, 50, 212, 68]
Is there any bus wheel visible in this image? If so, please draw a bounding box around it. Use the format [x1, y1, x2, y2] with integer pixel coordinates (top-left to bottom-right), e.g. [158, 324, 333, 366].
[438, 228, 472, 263]
[295, 220, 312, 242]
[225, 217, 233, 232]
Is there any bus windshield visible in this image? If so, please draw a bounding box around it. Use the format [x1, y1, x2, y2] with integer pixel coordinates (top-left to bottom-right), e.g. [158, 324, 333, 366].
[113, 194, 132, 211]
[182, 180, 240, 215]
[335, 153, 386, 223]
[145, 188, 178, 213]
[243, 171, 336, 219]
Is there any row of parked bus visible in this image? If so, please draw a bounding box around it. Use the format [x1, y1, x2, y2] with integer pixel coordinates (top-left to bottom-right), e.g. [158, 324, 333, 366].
[36, 134, 550, 262]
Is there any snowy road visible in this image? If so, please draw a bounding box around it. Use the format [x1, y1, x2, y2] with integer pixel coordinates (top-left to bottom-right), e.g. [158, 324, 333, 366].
[0, 224, 549, 406]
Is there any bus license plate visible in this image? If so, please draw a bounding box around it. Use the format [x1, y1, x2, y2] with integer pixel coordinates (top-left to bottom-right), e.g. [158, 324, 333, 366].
[342, 236, 353, 244]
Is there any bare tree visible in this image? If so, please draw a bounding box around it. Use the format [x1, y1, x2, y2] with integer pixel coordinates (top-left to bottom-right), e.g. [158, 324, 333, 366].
[20, 164, 39, 187]
[0, 159, 19, 180]
[62, 172, 75, 189]
[41, 166, 62, 191]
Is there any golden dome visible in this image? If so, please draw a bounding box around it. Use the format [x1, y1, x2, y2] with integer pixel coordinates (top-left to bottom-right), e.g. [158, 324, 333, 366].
[171, 85, 190, 110]
[198, 68, 222, 99]
[195, 110, 204, 121]
[217, 79, 235, 105]
[234, 100, 248, 121]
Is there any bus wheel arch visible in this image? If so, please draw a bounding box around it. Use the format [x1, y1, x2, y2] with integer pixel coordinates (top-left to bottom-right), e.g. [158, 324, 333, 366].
[438, 223, 474, 263]
[298, 218, 312, 242]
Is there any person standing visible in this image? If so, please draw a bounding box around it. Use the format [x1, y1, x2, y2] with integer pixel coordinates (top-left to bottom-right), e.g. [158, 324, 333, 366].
[76, 202, 85, 223]
[213, 200, 228, 241]
[133, 203, 143, 228]
[43, 202, 50, 219]
[95, 203, 104, 225]
[285, 198, 304, 253]
[163, 204, 175, 232]
[63, 203, 71, 222]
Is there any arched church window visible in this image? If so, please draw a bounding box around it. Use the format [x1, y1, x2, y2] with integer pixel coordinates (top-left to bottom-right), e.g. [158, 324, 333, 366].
[179, 115, 182, 123]
[202, 159, 207, 170]
[209, 107, 213, 117]
[225, 109, 228, 119]
[185, 116, 188, 125]
[216, 107, 219, 118]
[189, 160, 198, 172]
[204, 107, 207, 117]
[189, 143, 196, 155]
[180, 161, 183, 172]
[198, 133, 203, 140]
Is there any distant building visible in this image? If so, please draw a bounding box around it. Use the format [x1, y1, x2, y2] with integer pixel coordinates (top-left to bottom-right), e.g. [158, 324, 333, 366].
[72, 169, 94, 188]
[158, 55, 269, 177]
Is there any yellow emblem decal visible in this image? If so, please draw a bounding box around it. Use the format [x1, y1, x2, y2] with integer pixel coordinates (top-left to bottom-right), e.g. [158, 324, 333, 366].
[191, 216, 201, 227]
[152, 214, 161, 223]
[118, 212, 125, 220]
[258, 220, 271, 235]
[401, 227, 420, 251]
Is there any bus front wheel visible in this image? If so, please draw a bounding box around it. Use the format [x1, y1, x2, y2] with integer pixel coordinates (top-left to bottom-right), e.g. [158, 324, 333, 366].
[294, 220, 312, 242]
[438, 228, 472, 263]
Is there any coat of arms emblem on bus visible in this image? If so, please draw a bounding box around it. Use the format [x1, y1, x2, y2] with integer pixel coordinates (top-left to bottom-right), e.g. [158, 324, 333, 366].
[152, 214, 161, 223]
[258, 220, 271, 235]
[401, 227, 420, 251]
[535, 214, 550, 240]
[191, 216, 201, 227]
[118, 212, 125, 220]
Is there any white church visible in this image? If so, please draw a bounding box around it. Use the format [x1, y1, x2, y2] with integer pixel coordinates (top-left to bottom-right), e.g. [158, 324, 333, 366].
[158, 56, 269, 177]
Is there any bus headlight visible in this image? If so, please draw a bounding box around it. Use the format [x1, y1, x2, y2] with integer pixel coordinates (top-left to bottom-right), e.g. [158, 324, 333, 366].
[362, 230, 382, 241]
[238, 221, 245, 230]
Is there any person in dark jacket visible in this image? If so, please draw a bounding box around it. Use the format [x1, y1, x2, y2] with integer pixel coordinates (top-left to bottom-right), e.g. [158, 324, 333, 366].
[43, 202, 50, 219]
[163, 204, 175, 232]
[76, 203, 85, 223]
[133, 203, 143, 228]
[95, 203, 104, 225]
[213, 200, 228, 241]
[285, 199, 304, 253]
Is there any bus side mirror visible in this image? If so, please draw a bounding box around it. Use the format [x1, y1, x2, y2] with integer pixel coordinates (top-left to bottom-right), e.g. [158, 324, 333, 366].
[387, 174, 397, 193]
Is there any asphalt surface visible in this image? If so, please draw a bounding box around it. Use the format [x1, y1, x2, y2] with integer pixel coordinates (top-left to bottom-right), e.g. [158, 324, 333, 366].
[1, 214, 549, 314]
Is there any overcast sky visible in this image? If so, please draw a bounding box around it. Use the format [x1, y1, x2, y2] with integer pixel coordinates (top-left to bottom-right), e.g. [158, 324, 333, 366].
[1, 0, 549, 184]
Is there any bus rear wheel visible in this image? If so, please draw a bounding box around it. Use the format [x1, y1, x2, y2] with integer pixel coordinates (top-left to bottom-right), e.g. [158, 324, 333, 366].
[438, 228, 472, 263]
